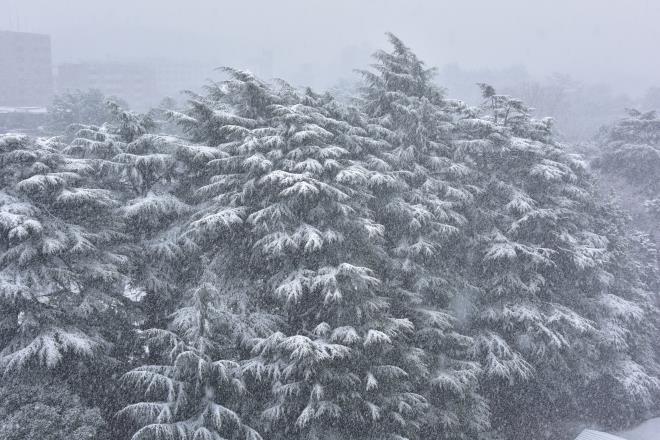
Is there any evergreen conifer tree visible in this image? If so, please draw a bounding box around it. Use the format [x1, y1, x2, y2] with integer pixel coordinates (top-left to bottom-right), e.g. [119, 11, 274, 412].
[359, 34, 489, 439]
[0, 133, 127, 373]
[170, 70, 427, 440]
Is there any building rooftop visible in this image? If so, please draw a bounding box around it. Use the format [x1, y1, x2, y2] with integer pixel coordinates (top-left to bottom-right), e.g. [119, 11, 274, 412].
[576, 430, 626, 440]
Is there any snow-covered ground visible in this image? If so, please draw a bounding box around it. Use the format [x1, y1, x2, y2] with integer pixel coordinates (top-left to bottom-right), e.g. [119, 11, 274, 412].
[616, 418, 660, 440]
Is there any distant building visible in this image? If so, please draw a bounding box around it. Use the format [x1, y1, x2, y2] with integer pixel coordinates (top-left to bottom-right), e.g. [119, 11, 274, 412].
[575, 429, 626, 440]
[0, 30, 53, 107]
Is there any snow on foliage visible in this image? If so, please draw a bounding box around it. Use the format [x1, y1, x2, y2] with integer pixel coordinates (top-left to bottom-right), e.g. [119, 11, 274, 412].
[0, 35, 658, 440]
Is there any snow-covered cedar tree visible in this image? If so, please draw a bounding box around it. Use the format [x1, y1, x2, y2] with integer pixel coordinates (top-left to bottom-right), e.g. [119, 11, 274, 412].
[594, 109, 660, 240]
[113, 133, 193, 327]
[148, 96, 186, 136]
[64, 101, 193, 327]
[454, 83, 660, 438]
[47, 89, 128, 133]
[358, 33, 490, 439]
[0, 378, 107, 440]
[578, 201, 660, 429]
[167, 69, 428, 440]
[106, 100, 157, 143]
[595, 109, 660, 196]
[119, 276, 267, 440]
[0, 133, 129, 374]
[117, 75, 278, 440]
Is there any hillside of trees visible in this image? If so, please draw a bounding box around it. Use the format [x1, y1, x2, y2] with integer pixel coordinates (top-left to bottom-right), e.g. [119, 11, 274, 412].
[1, 35, 658, 440]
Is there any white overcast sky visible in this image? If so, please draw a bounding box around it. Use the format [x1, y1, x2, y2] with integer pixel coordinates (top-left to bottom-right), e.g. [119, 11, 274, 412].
[2, 0, 659, 94]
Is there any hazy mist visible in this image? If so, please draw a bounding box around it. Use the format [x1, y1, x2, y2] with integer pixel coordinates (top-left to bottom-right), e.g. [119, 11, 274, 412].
[3, 0, 660, 94]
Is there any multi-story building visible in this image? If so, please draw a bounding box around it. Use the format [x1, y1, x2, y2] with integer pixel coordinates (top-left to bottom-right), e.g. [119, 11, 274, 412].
[0, 30, 53, 107]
